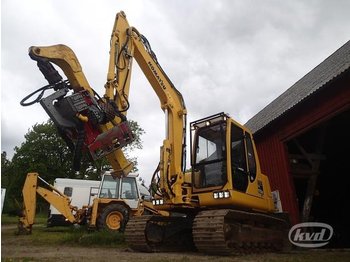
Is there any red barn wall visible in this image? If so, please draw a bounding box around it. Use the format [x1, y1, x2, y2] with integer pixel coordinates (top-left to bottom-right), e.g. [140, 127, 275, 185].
[253, 73, 350, 225]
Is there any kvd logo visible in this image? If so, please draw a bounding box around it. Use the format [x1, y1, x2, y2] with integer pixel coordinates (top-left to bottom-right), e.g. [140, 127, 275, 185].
[288, 222, 333, 248]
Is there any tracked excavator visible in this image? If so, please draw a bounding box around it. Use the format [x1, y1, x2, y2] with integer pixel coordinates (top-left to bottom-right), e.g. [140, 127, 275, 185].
[22, 11, 289, 254]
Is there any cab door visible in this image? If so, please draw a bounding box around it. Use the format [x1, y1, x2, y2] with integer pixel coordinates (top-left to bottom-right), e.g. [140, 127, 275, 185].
[230, 123, 257, 192]
[120, 177, 140, 209]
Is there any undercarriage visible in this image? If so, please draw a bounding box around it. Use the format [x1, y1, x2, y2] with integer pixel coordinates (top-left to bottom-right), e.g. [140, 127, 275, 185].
[125, 209, 290, 255]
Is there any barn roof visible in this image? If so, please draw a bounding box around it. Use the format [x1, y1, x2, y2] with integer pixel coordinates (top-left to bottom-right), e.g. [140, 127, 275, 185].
[245, 40, 350, 134]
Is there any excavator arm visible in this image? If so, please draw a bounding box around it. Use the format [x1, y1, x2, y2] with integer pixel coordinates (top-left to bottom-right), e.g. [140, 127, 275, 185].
[107, 12, 189, 204]
[18, 173, 80, 234]
[23, 45, 134, 176]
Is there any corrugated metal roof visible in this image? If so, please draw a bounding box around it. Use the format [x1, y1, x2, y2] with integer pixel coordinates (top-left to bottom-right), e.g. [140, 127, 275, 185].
[245, 40, 350, 134]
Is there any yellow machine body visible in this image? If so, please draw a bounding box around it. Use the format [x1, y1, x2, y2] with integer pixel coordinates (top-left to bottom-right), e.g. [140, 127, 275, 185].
[21, 11, 288, 252]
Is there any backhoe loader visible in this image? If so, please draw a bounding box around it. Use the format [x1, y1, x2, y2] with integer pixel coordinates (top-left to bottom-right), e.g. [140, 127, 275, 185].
[22, 11, 290, 254]
[18, 171, 161, 234]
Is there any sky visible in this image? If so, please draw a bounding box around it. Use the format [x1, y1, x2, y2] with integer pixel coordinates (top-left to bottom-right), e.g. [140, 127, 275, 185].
[1, 0, 350, 185]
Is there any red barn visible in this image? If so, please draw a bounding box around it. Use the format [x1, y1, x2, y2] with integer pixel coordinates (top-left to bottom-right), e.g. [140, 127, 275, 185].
[246, 40, 350, 247]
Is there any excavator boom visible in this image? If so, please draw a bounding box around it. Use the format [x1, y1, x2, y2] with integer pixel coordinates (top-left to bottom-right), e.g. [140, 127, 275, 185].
[107, 12, 188, 204]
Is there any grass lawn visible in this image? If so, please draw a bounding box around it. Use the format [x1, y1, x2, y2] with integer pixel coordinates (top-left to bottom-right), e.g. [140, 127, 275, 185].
[1, 213, 125, 248]
[1, 213, 47, 225]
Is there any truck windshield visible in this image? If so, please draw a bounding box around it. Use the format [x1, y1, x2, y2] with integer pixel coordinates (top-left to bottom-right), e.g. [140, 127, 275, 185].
[99, 175, 120, 199]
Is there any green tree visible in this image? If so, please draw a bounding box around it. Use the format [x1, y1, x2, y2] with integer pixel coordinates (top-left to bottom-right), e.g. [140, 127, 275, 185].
[1, 151, 12, 188]
[11, 121, 75, 181]
[2, 121, 75, 213]
[1, 151, 15, 213]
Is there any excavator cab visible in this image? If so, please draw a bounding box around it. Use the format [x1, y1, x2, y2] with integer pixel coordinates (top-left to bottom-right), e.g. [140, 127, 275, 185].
[191, 113, 228, 190]
[190, 112, 274, 211]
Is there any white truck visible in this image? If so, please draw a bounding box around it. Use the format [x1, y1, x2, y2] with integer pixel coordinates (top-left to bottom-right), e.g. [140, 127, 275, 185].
[47, 178, 100, 226]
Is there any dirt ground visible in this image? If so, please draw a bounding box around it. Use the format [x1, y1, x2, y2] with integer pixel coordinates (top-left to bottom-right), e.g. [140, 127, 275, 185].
[1, 227, 217, 262]
[2, 224, 350, 262]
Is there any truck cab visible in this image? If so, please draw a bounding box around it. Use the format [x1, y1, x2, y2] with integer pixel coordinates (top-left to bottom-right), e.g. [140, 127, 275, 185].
[98, 172, 148, 209]
[88, 171, 150, 232]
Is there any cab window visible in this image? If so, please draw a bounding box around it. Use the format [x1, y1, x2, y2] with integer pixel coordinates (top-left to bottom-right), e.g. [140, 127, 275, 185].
[99, 175, 119, 198]
[231, 124, 246, 171]
[231, 124, 248, 192]
[121, 177, 138, 199]
[245, 132, 257, 182]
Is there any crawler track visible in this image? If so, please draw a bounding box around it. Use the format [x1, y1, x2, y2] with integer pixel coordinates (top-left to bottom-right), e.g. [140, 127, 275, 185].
[125, 209, 289, 255]
[193, 209, 289, 255]
[192, 210, 231, 254]
[124, 215, 152, 252]
[125, 215, 194, 252]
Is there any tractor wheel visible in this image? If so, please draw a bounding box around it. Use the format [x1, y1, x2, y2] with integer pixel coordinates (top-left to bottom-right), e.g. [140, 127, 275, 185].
[97, 204, 129, 232]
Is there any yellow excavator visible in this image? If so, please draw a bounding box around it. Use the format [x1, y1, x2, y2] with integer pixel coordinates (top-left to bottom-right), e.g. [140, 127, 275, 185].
[21, 11, 289, 254]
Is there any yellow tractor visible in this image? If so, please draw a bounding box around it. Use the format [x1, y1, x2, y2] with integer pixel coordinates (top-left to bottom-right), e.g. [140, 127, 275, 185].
[18, 172, 162, 234]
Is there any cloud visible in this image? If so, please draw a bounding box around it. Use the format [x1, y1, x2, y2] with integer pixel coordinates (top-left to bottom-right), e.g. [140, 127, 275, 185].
[2, 0, 350, 185]
[154, 0, 350, 122]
